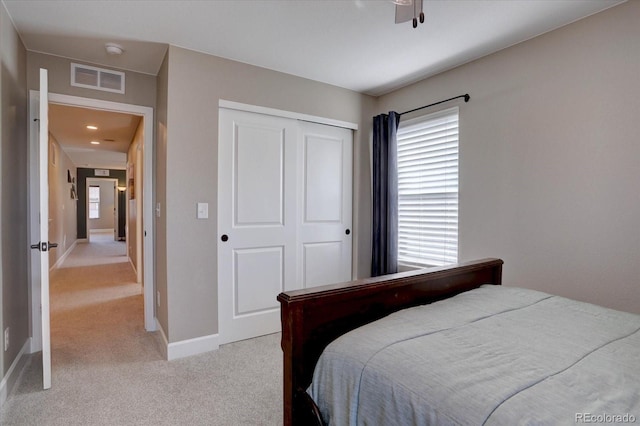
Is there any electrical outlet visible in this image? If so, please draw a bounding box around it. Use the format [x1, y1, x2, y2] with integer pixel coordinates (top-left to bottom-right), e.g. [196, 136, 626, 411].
[4, 327, 9, 351]
[157, 291, 161, 307]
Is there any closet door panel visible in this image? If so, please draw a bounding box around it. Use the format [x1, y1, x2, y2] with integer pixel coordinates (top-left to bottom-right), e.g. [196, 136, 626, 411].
[304, 136, 343, 223]
[234, 246, 283, 314]
[303, 241, 346, 288]
[218, 108, 297, 344]
[298, 122, 353, 289]
[235, 124, 284, 226]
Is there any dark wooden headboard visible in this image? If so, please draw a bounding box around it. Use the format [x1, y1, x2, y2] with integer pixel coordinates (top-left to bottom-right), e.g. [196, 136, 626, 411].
[277, 258, 504, 425]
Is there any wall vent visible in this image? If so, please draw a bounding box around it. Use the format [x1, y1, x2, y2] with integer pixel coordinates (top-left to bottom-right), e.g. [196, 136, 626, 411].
[71, 63, 125, 94]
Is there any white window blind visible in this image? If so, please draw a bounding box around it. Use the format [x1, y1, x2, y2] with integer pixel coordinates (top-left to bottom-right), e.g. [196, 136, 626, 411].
[89, 185, 100, 219]
[397, 106, 458, 268]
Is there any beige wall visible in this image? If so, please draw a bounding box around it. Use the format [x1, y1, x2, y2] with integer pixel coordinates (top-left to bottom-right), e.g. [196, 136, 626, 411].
[47, 134, 77, 268]
[155, 54, 169, 336]
[0, 1, 28, 387]
[159, 45, 375, 343]
[27, 52, 156, 108]
[377, 1, 640, 314]
[127, 120, 144, 278]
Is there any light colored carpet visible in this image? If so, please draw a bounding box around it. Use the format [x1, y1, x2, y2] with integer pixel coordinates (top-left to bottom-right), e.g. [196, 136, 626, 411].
[0, 238, 282, 425]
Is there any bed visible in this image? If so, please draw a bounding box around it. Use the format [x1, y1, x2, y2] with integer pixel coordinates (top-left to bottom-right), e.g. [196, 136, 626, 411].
[277, 258, 640, 425]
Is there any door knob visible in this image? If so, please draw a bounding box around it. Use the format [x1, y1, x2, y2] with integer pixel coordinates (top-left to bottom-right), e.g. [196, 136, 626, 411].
[30, 241, 58, 251]
[221, 234, 229, 242]
[345, 229, 351, 235]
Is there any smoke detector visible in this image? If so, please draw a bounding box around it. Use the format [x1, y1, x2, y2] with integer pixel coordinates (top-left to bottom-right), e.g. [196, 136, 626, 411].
[105, 43, 124, 56]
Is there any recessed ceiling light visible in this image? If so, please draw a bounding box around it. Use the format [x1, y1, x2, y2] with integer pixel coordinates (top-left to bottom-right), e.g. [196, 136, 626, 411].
[86, 125, 98, 130]
[90, 141, 100, 145]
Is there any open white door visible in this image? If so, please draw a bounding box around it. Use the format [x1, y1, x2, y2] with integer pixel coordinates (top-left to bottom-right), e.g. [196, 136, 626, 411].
[31, 68, 53, 389]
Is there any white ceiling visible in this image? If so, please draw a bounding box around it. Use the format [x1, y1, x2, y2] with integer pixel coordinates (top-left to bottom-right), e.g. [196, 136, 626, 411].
[4, 0, 625, 96]
[49, 104, 141, 170]
[4, 0, 625, 169]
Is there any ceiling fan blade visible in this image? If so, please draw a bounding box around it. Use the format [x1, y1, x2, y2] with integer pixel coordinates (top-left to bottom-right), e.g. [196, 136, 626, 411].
[395, 0, 423, 24]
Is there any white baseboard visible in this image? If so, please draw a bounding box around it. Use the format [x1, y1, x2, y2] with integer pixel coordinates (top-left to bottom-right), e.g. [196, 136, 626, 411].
[156, 321, 219, 361]
[0, 338, 31, 409]
[50, 240, 77, 271]
[168, 333, 220, 361]
[77, 238, 88, 243]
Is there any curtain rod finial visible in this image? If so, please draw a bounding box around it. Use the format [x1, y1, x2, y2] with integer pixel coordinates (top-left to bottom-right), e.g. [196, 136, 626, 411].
[464, 94, 470, 102]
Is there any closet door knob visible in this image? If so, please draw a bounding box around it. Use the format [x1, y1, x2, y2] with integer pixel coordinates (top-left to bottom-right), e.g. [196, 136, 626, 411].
[345, 229, 351, 235]
[221, 234, 229, 242]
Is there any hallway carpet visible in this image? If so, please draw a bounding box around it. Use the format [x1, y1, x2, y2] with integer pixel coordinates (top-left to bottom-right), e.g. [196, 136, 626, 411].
[0, 238, 282, 425]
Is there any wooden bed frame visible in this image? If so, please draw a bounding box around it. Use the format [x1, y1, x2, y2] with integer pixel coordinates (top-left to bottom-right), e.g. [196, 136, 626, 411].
[277, 258, 504, 425]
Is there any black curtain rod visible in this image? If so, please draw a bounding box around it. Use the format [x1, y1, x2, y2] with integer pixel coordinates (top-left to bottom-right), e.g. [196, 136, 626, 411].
[399, 93, 470, 116]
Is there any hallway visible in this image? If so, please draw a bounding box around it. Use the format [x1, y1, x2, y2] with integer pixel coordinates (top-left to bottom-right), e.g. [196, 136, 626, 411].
[0, 233, 282, 425]
[1, 235, 165, 424]
[50, 231, 159, 367]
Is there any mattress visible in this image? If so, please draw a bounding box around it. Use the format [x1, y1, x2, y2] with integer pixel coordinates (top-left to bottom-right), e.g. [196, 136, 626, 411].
[308, 285, 640, 425]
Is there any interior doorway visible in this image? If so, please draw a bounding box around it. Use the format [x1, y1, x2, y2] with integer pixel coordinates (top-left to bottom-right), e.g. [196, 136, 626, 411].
[85, 178, 119, 243]
[28, 91, 155, 361]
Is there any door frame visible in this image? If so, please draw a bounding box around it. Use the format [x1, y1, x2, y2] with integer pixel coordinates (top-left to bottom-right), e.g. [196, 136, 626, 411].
[28, 91, 156, 354]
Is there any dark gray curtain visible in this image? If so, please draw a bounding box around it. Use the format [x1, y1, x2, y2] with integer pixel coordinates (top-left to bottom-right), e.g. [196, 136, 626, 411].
[371, 111, 400, 277]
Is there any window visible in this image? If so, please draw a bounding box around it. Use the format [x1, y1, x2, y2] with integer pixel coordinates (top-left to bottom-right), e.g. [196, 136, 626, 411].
[89, 185, 100, 219]
[397, 107, 459, 268]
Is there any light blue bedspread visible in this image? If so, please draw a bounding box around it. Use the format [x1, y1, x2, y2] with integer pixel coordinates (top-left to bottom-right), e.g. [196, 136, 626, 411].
[308, 286, 640, 425]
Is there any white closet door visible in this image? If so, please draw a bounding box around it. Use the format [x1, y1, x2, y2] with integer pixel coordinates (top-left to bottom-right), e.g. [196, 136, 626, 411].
[218, 109, 353, 344]
[218, 109, 299, 344]
[298, 121, 353, 288]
